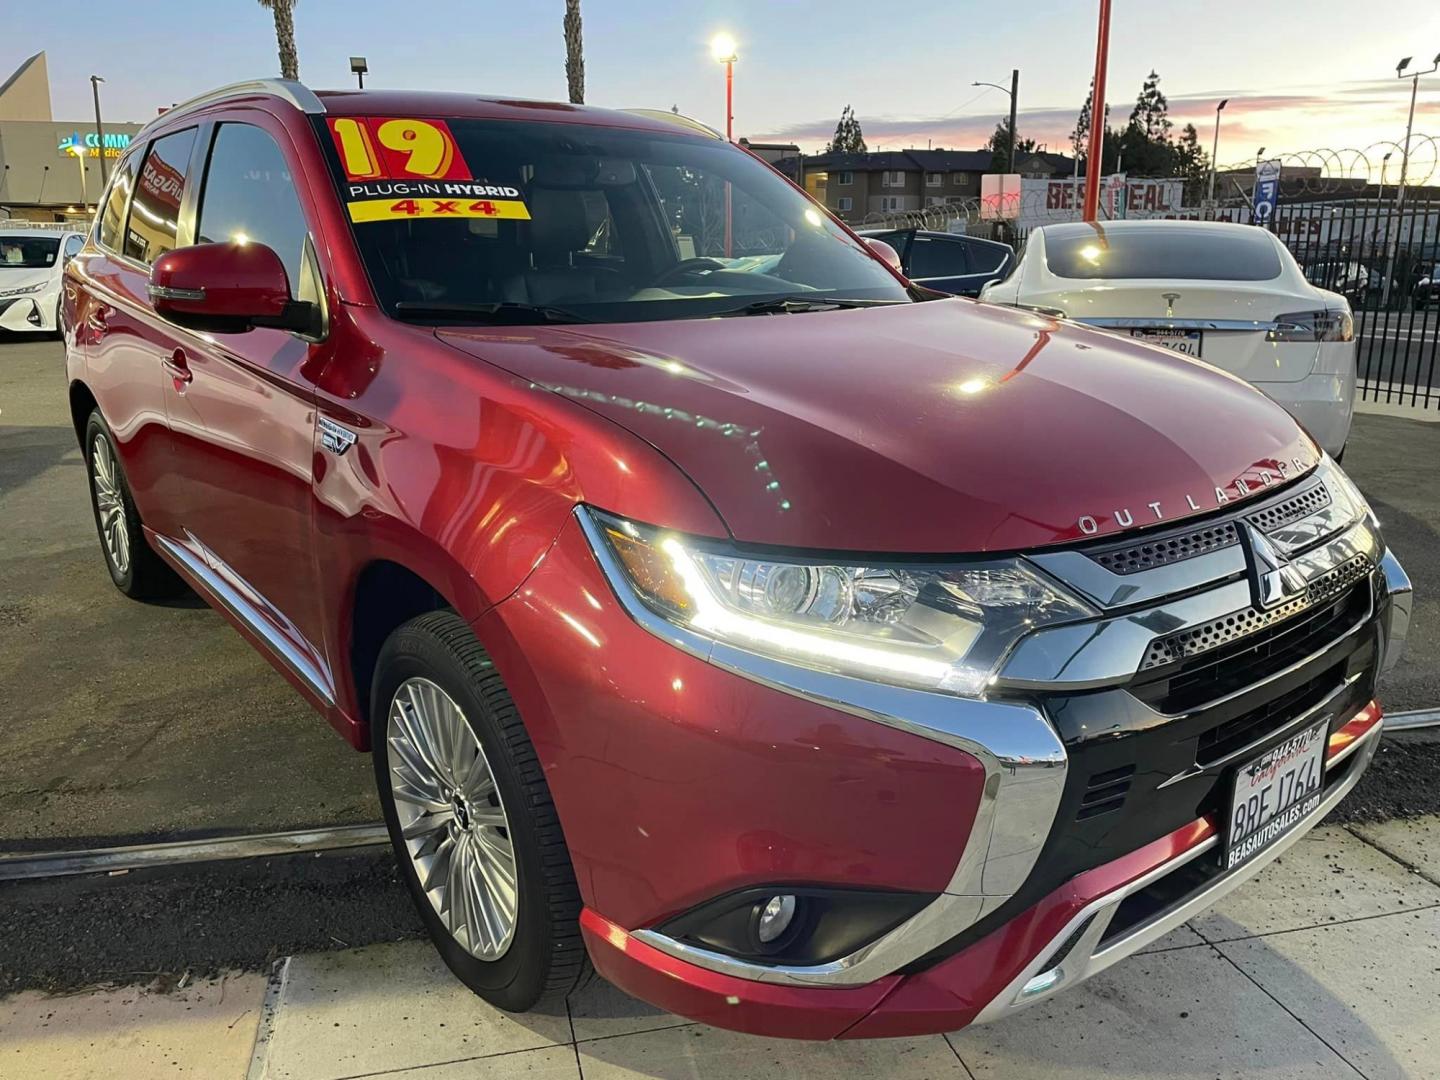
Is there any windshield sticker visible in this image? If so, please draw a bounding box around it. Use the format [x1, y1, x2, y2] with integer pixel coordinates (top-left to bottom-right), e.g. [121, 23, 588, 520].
[329, 117, 472, 181]
[342, 180, 531, 223]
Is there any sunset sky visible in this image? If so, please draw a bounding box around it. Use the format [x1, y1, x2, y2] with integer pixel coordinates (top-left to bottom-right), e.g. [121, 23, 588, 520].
[15, 0, 1440, 179]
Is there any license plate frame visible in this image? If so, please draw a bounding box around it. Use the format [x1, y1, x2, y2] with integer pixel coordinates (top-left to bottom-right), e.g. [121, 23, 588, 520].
[1131, 328, 1203, 358]
[1223, 721, 1328, 871]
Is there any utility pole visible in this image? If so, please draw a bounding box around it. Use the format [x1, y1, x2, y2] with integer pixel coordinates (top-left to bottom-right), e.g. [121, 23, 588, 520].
[1081, 0, 1112, 222]
[1008, 69, 1019, 173]
[90, 75, 108, 185]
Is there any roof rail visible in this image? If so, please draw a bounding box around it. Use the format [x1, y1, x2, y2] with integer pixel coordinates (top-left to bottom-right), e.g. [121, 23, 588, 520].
[621, 109, 723, 140]
[137, 79, 325, 139]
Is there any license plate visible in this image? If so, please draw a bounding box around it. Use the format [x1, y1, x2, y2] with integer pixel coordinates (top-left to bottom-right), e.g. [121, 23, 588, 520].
[1131, 328, 1203, 357]
[1224, 721, 1328, 871]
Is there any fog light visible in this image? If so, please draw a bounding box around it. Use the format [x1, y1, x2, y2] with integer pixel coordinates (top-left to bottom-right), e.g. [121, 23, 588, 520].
[756, 894, 796, 944]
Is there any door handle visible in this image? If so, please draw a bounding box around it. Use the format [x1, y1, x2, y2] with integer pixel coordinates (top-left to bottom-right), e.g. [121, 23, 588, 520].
[163, 348, 193, 391]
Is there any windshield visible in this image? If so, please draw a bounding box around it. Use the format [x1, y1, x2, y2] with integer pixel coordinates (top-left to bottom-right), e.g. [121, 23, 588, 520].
[0, 236, 60, 270]
[1044, 225, 1283, 281]
[319, 117, 910, 323]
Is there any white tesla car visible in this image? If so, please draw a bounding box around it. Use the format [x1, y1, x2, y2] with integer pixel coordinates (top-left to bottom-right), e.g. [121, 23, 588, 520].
[0, 225, 86, 337]
[979, 220, 1356, 456]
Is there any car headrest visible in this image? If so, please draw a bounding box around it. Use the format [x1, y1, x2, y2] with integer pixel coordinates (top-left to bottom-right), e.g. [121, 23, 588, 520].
[527, 187, 592, 261]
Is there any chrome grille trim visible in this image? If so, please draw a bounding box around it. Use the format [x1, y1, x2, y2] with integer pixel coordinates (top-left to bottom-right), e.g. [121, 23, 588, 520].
[1139, 554, 1371, 671]
[1244, 479, 1330, 534]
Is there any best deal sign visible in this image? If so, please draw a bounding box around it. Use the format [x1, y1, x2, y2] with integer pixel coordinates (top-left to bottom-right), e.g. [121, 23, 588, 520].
[1018, 176, 1185, 228]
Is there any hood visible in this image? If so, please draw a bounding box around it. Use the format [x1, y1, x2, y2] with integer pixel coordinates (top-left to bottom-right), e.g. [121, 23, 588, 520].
[0, 270, 51, 293]
[438, 300, 1318, 554]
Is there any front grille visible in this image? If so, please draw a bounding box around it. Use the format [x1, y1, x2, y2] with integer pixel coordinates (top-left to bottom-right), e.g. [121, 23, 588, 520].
[1194, 662, 1344, 766]
[1132, 576, 1369, 714]
[1244, 480, 1331, 533]
[1089, 522, 1239, 576]
[1076, 764, 1136, 820]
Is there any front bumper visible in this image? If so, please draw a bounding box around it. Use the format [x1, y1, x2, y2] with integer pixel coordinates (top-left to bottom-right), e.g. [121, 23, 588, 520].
[485, 468, 1407, 1039]
[582, 704, 1381, 1039]
[0, 295, 49, 332]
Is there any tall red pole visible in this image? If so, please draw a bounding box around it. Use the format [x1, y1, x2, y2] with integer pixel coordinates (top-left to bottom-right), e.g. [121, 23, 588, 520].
[724, 58, 734, 256]
[1081, 0, 1112, 223]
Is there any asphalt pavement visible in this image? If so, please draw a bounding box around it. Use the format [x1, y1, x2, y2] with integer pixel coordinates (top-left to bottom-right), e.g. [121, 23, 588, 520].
[0, 336, 377, 850]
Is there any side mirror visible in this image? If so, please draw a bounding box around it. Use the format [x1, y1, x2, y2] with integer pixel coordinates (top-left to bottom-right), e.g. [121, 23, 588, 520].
[863, 236, 903, 275]
[148, 242, 318, 335]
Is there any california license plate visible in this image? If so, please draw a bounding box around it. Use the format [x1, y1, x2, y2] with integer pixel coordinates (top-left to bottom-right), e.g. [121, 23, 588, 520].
[1224, 721, 1328, 871]
[1131, 328, 1203, 357]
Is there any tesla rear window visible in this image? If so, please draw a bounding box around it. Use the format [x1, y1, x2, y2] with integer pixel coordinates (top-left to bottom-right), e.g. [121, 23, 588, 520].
[1044, 226, 1283, 281]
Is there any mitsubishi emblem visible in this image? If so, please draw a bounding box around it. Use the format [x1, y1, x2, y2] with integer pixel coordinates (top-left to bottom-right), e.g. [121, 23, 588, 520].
[1241, 523, 1308, 610]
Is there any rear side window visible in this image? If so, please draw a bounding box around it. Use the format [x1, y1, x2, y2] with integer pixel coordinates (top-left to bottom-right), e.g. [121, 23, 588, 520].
[1044, 226, 1282, 281]
[196, 123, 310, 287]
[124, 128, 198, 265]
[907, 236, 970, 278]
[97, 152, 140, 252]
[966, 241, 1009, 274]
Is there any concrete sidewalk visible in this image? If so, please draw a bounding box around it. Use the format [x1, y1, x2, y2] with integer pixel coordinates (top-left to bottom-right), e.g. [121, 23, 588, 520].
[5, 817, 1440, 1080]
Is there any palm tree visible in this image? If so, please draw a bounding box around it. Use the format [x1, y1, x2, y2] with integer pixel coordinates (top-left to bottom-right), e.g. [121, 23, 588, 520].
[258, 0, 300, 81]
[563, 0, 584, 104]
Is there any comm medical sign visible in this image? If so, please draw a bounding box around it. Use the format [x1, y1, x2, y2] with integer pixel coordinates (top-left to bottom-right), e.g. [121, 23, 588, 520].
[56, 131, 132, 159]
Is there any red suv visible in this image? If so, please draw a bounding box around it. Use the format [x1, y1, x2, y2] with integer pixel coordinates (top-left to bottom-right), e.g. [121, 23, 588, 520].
[65, 81, 1411, 1039]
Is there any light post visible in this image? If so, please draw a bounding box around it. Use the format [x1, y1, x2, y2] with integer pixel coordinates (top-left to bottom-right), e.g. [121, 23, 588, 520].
[89, 75, 107, 185]
[1205, 98, 1228, 208]
[972, 70, 1019, 172]
[1378, 150, 1393, 205]
[1385, 52, 1439, 307]
[350, 56, 368, 89]
[710, 34, 737, 141]
[710, 33, 738, 257]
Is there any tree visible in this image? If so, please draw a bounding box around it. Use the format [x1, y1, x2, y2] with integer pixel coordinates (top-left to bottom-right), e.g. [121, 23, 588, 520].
[825, 106, 867, 154]
[257, 0, 299, 80]
[986, 119, 1037, 173]
[1174, 122, 1210, 184]
[1128, 70, 1173, 144]
[1070, 78, 1109, 162]
[563, 0, 584, 105]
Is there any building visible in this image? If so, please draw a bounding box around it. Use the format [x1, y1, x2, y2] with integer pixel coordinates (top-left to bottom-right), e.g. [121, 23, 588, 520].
[774, 147, 1076, 223]
[0, 52, 146, 224]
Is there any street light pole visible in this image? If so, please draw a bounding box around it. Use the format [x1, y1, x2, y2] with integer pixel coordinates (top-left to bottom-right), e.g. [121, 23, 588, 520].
[89, 75, 107, 185]
[1206, 98, 1228, 208]
[1081, 0, 1112, 223]
[972, 70, 1020, 172]
[710, 34, 738, 256]
[1385, 52, 1439, 308]
[1378, 151, 1392, 206]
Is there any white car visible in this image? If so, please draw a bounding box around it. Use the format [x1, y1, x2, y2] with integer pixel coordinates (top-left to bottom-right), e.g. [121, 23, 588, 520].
[980, 220, 1356, 456]
[0, 225, 86, 336]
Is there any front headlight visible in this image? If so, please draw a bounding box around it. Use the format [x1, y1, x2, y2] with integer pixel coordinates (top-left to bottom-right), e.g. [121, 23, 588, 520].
[0, 282, 45, 298]
[584, 509, 1095, 697]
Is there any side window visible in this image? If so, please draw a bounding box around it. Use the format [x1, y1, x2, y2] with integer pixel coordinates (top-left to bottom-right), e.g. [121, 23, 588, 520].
[907, 236, 970, 279]
[966, 241, 1009, 274]
[196, 123, 310, 288]
[97, 151, 140, 252]
[124, 128, 198, 265]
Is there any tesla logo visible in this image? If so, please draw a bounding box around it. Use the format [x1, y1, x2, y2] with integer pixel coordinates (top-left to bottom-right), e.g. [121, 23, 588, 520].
[1242, 523, 1308, 610]
[1162, 292, 1181, 317]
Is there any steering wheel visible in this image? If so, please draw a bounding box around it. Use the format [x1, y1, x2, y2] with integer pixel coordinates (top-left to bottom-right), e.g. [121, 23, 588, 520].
[652, 257, 727, 287]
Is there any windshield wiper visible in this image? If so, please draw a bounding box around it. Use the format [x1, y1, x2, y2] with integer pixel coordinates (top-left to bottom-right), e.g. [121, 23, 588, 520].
[393, 301, 593, 325]
[712, 296, 900, 317]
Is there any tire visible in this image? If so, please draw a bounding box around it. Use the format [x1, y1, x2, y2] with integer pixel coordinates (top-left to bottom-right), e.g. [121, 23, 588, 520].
[371, 611, 590, 1011]
[83, 410, 185, 600]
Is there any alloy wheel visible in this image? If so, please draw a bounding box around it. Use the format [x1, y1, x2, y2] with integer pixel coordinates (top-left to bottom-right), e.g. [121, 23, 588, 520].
[387, 677, 519, 960]
[91, 434, 130, 576]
